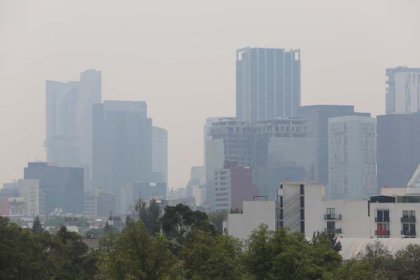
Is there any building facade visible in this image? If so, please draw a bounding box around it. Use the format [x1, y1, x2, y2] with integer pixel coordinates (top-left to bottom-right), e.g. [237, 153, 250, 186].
[213, 161, 259, 212]
[328, 116, 377, 200]
[24, 162, 84, 214]
[377, 113, 420, 188]
[298, 105, 370, 184]
[45, 69, 101, 191]
[386, 67, 420, 114]
[236, 47, 301, 122]
[205, 117, 316, 203]
[227, 182, 420, 241]
[92, 101, 153, 194]
[152, 126, 168, 184]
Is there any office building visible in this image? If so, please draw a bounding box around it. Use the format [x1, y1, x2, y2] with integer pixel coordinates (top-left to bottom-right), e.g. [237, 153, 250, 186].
[0, 179, 40, 217]
[205, 117, 316, 202]
[328, 116, 377, 199]
[298, 105, 370, 184]
[386, 67, 420, 114]
[45, 69, 101, 191]
[152, 126, 168, 183]
[92, 101, 153, 194]
[377, 113, 420, 188]
[24, 162, 84, 214]
[236, 47, 301, 122]
[213, 161, 259, 212]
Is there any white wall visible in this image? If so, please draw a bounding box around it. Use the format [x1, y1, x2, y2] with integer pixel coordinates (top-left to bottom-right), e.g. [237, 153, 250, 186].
[227, 201, 276, 240]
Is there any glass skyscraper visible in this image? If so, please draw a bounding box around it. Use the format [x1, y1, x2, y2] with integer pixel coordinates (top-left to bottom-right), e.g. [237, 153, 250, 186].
[236, 47, 301, 122]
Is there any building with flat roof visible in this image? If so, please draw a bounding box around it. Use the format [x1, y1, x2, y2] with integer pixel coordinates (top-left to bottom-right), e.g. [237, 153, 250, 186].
[152, 126, 168, 184]
[92, 101, 152, 195]
[213, 161, 258, 212]
[298, 105, 370, 184]
[236, 47, 301, 122]
[24, 162, 84, 214]
[377, 113, 420, 188]
[328, 115, 377, 200]
[386, 67, 420, 114]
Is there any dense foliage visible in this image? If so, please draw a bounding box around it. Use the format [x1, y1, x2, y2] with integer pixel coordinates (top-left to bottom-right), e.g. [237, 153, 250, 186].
[2, 204, 420, 279]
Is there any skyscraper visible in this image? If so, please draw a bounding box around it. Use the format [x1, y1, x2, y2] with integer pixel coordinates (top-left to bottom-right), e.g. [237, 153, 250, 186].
[92, 101, 152, 194]
[152, 126, 168, 184]
[377, 113, 420, 188]
[328, 116, 377, 200]
[236, 47, 301, 122]
[45, 69, 101, 191]
[386, 67, 420, 114]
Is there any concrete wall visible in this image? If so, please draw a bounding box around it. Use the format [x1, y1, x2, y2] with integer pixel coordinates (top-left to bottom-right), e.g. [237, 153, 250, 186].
[227, 201, 276, 240]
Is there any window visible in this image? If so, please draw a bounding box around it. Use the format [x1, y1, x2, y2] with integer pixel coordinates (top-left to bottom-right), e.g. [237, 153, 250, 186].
[376, 209, 390, 238]
[402, 223, 416, 237]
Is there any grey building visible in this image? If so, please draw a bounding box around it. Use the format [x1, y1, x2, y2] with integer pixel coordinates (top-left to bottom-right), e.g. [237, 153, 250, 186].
[386, 67, 420, 114]
[328, 116, 377, 200]
[205, 118, 315, 202]
[298, 105, 370, 184]
[377, 113, 420, 188]
[152, 126, 168, 184]
[45, 69, 101, 191]
[236, 47, 301, 122]
[92, 101, 153, 195]
[24, 162, 84, 214]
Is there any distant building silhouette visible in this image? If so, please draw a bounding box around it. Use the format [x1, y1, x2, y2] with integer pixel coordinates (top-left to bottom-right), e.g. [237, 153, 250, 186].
[386, 67, 420, 114]
[152, 126, 168, 184]
[236, 47, 301, 122]
[92, 101, 152, 195]
[213, 161, 258, 212]
[377, 113, 420, 188]
[205, 117, 315, 204]
[327, 116, 377, 199]
[24, 162, 84, 214]
[45, 69, 101, 191]
[298, 105, 370, 185]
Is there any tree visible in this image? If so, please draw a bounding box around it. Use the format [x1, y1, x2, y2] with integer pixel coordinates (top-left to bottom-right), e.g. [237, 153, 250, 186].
[32, 216, 43, 234]
[208, 211, 227, 233]
[160, 204, 215, 246]
[96, 220, 180, 280]
[392, 244, 420, 280]
[136, 199, 161, 233]
[357, 241, 395, 279]
[243, 224, 274, 280]
[244, 225, 342, 280]
[181, 229, 245, 280]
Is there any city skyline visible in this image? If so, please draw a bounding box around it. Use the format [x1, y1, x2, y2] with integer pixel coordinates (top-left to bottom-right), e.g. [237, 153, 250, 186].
[1, 0, 420, 188]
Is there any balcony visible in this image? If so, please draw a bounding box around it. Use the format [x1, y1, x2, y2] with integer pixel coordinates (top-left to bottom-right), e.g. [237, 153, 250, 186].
[375, 217, 390, 223]
[401, 216, 416, 223]
[401, 230, 416, 237]
[325, 228, 342, 235]
[324, 214, 342, 220]
[375, 229, 390, 237]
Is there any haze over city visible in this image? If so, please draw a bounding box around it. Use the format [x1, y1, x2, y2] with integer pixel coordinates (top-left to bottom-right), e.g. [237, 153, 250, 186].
[1, 0, 420, 188]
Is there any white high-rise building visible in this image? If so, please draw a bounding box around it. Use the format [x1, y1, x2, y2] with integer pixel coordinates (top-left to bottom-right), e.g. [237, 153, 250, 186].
[328, 116, 377, 199]
[45, 69, 101, 191]
[386, 67, 420, 114]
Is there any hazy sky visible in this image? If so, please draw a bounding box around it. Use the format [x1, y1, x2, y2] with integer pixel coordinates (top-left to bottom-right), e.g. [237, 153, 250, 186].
[1, 0, 419, 188]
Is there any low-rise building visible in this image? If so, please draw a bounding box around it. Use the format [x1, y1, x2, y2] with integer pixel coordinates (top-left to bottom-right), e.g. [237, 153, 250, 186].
[226, 180, 420, 241]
